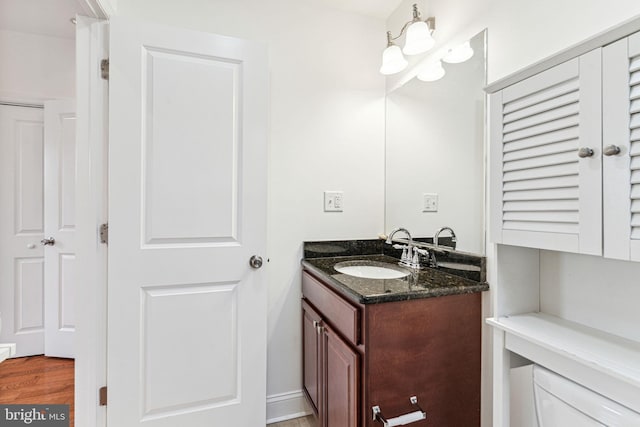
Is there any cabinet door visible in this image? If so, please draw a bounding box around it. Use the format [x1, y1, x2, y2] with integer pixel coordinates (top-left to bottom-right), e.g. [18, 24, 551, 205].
[302, 300, 322, 415]
[323, 324, 359, 427]
[603, 32, 640, 261]
[490, 50, 602, 254]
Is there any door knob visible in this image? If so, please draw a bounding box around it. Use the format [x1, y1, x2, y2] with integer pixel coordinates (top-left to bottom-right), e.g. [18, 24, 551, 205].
[249, 255, 263, 269]
[40, 237, 55, 246]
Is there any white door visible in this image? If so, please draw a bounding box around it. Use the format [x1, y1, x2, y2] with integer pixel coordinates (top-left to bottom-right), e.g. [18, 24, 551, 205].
[107, 17, 268, 427]
[43, 100, 76, 358]
[0, 104, 45, 357]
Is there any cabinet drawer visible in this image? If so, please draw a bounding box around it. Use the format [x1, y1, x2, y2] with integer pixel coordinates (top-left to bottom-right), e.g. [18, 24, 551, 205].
[302, 271, 360, 345]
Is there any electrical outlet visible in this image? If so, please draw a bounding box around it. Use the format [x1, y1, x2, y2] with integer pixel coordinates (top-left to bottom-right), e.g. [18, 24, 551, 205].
[324, 191, 343, 212]
[423, 193, 438, 212]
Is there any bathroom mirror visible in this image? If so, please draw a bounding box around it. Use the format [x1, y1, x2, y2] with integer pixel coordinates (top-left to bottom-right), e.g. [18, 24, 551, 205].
[385, 30, 486, 254]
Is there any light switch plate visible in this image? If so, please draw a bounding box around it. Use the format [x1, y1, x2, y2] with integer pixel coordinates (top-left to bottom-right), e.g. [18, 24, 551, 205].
[324, 191, 343, 212]
[423, 193, 438, 212]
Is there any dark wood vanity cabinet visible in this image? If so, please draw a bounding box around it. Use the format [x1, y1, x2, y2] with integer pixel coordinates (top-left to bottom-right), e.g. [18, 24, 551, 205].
[303, 299, 359, 427]
[302, 269, 482, 427]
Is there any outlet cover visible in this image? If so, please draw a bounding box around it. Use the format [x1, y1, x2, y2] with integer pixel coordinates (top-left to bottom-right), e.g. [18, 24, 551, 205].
[423, 193, 438, 212]
[324, 191, 343, 212]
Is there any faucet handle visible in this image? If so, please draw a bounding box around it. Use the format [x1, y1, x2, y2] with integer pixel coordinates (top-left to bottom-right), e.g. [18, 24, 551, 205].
[392, 244, 407, 250]
[413, 248, 429, 256]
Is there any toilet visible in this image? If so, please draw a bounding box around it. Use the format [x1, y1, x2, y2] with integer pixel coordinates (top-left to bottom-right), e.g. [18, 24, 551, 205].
[533, 365, 640, 426]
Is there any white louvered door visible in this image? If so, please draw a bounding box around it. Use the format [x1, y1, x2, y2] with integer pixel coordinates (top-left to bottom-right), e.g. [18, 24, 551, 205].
[490, 50, 602, 254]
[603, 31, 640, 261]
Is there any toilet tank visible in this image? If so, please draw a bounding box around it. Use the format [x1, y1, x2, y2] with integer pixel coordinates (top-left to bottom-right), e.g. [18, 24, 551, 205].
[533, 365, 640, 426]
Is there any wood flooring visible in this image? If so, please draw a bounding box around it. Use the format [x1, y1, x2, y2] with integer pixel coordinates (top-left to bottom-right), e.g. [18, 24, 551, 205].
[0, 356, 315, 427]
[0, 356, 74, 426]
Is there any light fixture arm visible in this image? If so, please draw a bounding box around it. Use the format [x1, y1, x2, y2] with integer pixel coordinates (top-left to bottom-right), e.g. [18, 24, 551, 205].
[386, 4, 436, 44]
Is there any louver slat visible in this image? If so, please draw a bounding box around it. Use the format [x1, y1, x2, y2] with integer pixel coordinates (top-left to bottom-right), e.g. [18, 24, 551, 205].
[503, 116, 579, 143]
[631, 55, 640, 241]
[503, 127, 579, 153]
[501, 76, 580, 235]
[503, 151, 577, 172]
[503, 92, 579, 124]
[503, 163, 578, 182]
[502, 175, 579, 192]
[503, 79, 579, 114]
[503, 139, 577, 162]
[503, 103, 579, 134]
[503, 200, 579, 212]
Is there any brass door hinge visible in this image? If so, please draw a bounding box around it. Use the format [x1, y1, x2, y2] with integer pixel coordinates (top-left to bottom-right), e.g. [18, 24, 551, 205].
[101, 59, 109, 80]
[100, 223, 108, 244]
[99, 386, 107, 406]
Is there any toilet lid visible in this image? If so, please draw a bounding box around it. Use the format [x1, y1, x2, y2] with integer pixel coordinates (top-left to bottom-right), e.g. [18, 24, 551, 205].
[533, 365, 640, 426]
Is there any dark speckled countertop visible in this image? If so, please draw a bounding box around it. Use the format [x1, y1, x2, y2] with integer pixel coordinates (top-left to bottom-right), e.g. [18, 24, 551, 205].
[302, 251, 489, 305]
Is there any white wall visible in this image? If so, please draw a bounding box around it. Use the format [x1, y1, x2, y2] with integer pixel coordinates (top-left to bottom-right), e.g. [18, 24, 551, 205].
[116, 0, 386, 418]
[540, 251, 640, 341]
[0, 29, 75, 102]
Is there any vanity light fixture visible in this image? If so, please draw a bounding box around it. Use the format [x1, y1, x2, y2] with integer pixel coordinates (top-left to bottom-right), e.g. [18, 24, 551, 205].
[442, 41, 474, 63]
[416, 60, 445, 82]
[379, 3, 436, 75]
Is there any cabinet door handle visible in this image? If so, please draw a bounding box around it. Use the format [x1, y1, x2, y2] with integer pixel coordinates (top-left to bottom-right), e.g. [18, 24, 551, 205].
[603, 144, 621, 156]
[313, 320, 323, 334]
[577, 147, 594, 158]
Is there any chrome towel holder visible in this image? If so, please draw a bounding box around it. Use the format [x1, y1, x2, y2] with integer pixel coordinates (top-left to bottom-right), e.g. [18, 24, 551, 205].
[372, 396, 427, 426]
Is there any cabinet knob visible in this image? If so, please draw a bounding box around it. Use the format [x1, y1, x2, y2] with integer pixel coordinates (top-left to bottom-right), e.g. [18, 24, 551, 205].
[603, 145, 621, 156]
[577, 147, 594, 158]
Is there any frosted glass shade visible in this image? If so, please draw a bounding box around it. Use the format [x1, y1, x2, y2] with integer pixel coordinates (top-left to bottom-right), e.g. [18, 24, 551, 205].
[417, 60, 445, 82]
[443, 41, 474, 63]
[380, 45, 408, 75]
[403, 21, 435, 55]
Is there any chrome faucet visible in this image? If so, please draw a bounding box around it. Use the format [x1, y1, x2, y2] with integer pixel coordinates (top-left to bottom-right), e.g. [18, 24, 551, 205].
[385, 227, 413, 245]
[434, 226, 457, 249]
[386, 228, 425, 269]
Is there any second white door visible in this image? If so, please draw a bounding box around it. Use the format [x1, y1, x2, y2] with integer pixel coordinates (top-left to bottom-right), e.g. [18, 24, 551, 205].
[43, 100, 77, 358]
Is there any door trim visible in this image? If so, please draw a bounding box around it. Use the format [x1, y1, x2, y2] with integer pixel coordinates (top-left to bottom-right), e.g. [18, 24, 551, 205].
[74, 16, 109, 427]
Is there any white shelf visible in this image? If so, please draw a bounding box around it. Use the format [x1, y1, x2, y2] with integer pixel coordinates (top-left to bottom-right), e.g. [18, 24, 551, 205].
[487, 312, 640, 413]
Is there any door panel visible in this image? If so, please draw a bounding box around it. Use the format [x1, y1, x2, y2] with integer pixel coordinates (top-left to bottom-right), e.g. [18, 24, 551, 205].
[303, 301, 322, 414]
[0, 105, 45, 357]
[324, 324, 359, 427]
[108, 17, 268, 427]
[44, 100, 77, 358]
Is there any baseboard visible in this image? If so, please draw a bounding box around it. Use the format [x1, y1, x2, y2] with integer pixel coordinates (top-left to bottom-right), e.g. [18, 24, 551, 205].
[266, 390, 312, 424]
[0, 343, 16, 363]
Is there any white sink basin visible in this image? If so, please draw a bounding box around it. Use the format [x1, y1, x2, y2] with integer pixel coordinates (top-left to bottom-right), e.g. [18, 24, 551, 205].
[334, 261, 410, 279]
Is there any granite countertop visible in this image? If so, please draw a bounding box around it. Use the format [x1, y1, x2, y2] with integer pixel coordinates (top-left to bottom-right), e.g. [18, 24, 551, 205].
[302, 253, 489, 305]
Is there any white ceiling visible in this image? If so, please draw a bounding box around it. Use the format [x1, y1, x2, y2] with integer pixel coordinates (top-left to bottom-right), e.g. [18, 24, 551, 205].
[0, 0, 401, 40]
[319, 0, 403, 19]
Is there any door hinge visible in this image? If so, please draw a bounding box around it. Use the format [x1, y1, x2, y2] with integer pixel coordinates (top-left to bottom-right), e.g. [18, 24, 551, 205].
[100, 59, 109, 80]
[100, 223, 108, 244]
[99, 386, 107, 406]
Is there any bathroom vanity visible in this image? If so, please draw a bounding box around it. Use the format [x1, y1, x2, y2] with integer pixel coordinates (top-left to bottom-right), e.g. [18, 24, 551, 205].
[301, 240, 488, 427]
